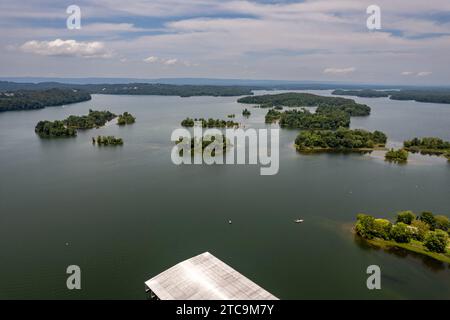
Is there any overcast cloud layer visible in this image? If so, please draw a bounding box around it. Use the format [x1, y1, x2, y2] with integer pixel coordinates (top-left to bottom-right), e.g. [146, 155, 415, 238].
[1, 0, 449, 85]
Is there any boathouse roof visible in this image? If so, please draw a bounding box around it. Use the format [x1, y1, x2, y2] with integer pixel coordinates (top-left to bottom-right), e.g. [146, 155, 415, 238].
[144, 252, 278, 300]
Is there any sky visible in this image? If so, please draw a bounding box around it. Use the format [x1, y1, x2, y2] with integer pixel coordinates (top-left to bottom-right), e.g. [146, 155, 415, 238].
[1, 0, 450, 85]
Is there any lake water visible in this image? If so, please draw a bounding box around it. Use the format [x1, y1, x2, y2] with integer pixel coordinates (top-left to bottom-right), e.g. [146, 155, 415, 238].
[0, 90, 449, 299]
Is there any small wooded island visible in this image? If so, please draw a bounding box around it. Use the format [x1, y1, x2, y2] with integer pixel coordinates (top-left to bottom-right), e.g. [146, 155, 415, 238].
[93, 135, 124, 146]
[295, 128, 387, 152]
[266, 108, 350, 130]
[238, 92, 371, 116]
[404, 137, 450, 160]
[181, 117, 239, 128]
[35, 120, 77, 138]
[117, 112, 136, 125]
[242, 108, 251, 117]
[175, 135, 229, 156]
[35, 109, 117, 138]
[354, 211, 450, 264]
[385, 148, 409, 163]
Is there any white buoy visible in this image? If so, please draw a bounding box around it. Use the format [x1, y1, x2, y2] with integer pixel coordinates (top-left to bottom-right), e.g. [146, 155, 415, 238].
[228, 220, 232, 224]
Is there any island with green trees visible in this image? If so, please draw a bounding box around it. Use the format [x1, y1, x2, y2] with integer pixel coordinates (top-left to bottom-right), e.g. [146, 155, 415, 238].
[35, 109, 117, 138]
[242, 109, 251, 117]
[295, 128, 387, 153]
[35, 120, 77, 138]
[117, 112, 136, 125]
[0, 88, 92, 112]
[64, 109, 117, 129]
[385, 148, 409, 163]
[354, 211, 450, 264]
[181, 117, 239, 128]
[238, 92, 371, 116]
[175, 135, 229, 156]
[266, 108, 351, 130]
[404, 137, 450, 160]
[94, 135, 124, 146]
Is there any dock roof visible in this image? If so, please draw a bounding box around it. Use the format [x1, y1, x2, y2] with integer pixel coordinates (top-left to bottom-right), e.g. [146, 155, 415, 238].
[145, 252, 278, 300]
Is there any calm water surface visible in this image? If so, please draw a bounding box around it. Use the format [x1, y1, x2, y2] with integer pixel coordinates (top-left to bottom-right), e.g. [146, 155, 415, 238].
[0, 90, 449, 299]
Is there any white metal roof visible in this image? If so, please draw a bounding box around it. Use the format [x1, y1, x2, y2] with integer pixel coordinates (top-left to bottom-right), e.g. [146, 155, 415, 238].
[145, 252, 278, 300]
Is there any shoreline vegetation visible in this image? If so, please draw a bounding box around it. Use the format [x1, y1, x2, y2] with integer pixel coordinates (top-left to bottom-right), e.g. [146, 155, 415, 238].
[181, 117, 239, 128]
[0, 88, 91, 112]
[354, 211, 450, 264]
[295, 128, 387, 153]
[332, 89, 450, 104]
[35, 109, 118, 138]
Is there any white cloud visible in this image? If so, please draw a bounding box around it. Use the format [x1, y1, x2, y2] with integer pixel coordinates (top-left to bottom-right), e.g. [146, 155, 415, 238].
[323, 67, 356, 75]
[20, 39, 112, 58]
[417, 71, 432, 77]
[144, 56, 159, 63]
[163, 58, 178, 65]
[402, 71, 433, 77]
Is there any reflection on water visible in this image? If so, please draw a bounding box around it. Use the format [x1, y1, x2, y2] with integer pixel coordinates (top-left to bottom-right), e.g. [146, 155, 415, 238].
[353, 235, 450, 272]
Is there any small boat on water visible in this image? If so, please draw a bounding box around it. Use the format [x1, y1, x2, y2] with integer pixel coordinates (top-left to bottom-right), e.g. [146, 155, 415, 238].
[294, 219, 304, 223]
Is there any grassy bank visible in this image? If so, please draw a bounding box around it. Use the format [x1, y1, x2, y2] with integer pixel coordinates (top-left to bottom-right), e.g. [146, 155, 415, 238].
[365, 238, 450, 264]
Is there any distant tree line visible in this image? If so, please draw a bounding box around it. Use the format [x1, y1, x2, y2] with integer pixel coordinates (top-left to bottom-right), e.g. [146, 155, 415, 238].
[238, 92, 371, 116]
[332, 89, 450, 104]
[0, 88, 91, 112]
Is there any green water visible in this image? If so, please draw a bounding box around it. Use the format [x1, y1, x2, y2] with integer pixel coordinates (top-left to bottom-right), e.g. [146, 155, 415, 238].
[0, 91, 449, 299]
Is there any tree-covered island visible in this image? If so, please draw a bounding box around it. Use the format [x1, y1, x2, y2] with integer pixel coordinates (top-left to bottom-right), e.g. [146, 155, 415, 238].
[35, 120, 77, 138]
[35, 109, 117, 138]
[295, 128, 387, 153]
[64, 109, 117, 129]
[181, 117, 239, 128]
[238, 92, 371, 116]
[94, 135, 124, 146]
[266, 108, 351, 130]
[385, 148, 409, 163]
[242, 109, 251, 117]
[117, 112, 136, 125]
[404, 137, 450, 160]
[354, 211, 450, 264]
